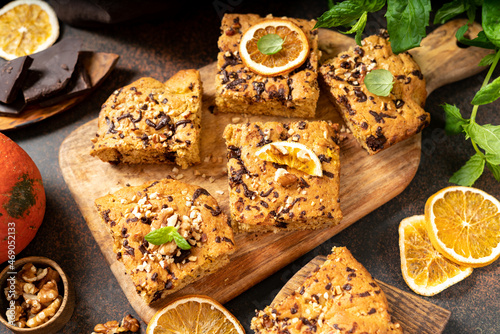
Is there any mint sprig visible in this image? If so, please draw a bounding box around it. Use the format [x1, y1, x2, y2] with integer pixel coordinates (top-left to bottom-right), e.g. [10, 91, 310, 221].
[145, 226, 191, 250]
[443, 49, 500, 186]
[364, 69, 394, 96]
[257, 34, 284, 55]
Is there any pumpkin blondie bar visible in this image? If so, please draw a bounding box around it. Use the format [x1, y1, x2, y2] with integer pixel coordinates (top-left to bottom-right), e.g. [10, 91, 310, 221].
[223, 121, 342, 233]
[319, 33, 430, 155]
[90, 69, 202, 168]
[251, 247, 403, 333]
[95, 178, 235, 304]
[215, 13, 319, 118]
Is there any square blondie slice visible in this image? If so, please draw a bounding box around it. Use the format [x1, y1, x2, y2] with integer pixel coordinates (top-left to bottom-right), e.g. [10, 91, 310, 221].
[90, 69, 202, 168]
[215, 13, 319, 118]
[223, 121, 342, 233]
[319, 33, 430, 155]
[95, 178, 235, 304]
[251, 247, 403, 333]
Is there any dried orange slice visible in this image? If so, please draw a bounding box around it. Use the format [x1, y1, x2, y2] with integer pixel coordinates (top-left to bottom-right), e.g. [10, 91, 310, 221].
[255, 141, 322, 176]
[0, 0, 59, 60]
[146, 295, 245, 334]
[425, 186, 500, 267]
[239, 18, 310, 76]
[399, 215, 473, 296]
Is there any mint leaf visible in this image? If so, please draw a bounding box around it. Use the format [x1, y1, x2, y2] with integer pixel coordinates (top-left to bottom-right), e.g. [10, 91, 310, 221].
[145, 226, 191, 250]
[471, 75, 500, 105]
[339, 11, 368, 45]
[172, 232, 192, 250]
[257, 34, 284, 55]
[486, 161, 500, 181]
[443, 103, 468, 135]
[479, 53, 496, 67]
[483, 0, 500, 48]
[386, 0, 431, 54]
[466, 123, 500, 158]
[315, 0, 364, 28]
[364, 69, 394, 96]
[449, 153, 485, 186]
[434, 0, 469, 24]
[486, 152, 500, 165]
[145, 226, 176, 245]
[456, 26, 497, 49]
[315, 0, 385, 29]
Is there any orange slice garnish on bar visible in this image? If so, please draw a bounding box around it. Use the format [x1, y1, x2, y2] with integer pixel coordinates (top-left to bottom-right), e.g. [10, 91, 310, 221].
[239, 18, 310, 76]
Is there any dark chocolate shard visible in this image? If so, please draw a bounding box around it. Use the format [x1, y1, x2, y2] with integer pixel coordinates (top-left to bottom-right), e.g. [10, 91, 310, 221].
[22, 39, 83, 103]
[0, 97, 26, 116]
[39, 53, 92, 107]
[0, 56, 33, 104]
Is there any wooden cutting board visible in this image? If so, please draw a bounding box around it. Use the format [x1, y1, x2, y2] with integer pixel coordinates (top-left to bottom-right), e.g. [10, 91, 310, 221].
[59, 19, 489, 323]
[273, 256, 451, 334]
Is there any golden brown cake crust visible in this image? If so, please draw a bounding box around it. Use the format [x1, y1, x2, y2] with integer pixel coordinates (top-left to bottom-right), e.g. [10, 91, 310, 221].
[319, 34, 429, 155]
[94, 178, 235, 304]
[251, 247, 403, 334]
[215, 13, 320, 118]
[90, 69, 202, 168]
[223, 121, 342, 233]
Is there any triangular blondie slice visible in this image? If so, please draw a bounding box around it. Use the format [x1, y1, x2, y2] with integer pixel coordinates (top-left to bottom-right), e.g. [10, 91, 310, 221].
[251, 247, 403, 333]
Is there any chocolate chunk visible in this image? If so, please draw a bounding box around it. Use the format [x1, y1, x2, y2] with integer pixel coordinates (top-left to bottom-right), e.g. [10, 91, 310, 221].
[22, 39, 83, 103]
[0, 56, 33, 104]
[39, 53, 92, 107]
[0, 98, 27, 115]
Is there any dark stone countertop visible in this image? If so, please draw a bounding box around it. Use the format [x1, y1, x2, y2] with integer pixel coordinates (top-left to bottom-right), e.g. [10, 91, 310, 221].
[1, 1, 498, 333]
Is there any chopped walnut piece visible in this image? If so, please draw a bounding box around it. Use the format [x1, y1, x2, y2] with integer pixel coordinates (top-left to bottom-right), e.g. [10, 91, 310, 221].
[37, 280, 59, 306]
[274, 168, 298, 188]
[26, 296, 62, 328]
[36, 267, 60, 289]
[92, 315, 140, 334]
[93, 320, 120, 334]
[121, 314, 140, 332]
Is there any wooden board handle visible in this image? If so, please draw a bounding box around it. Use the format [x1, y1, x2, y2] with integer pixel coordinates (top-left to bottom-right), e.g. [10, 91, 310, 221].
[318, 19, 492, 96]
[409, 19, 492, 95]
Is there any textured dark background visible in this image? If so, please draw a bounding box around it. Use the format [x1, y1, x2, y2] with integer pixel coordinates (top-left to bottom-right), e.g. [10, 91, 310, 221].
[1, 0, 499, 333]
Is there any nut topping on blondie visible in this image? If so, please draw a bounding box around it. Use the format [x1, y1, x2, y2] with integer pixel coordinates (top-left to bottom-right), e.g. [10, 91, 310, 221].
[319, 33, 430, 154]
[90, 69, 202, 168]
[215, 14, 320, 118]
[95, 178, 235, 304]
[223, 121, 342, 233]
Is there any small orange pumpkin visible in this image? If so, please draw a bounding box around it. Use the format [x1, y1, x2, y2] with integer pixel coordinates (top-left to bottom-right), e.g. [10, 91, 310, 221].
[0, 133, 46, 264]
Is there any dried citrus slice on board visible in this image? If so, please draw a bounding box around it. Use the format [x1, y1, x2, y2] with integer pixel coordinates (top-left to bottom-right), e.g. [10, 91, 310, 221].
[146, 295, 245, 334]
[424, 186, 500, 267]
[239, 18, 310, 76]
[0, 0, 59, 60]
[255, 141, 322, 176]
[399, 215, 473, 296]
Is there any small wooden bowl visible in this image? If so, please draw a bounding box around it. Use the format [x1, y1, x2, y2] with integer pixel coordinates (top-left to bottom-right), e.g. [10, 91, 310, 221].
[0, 257, 75, 333]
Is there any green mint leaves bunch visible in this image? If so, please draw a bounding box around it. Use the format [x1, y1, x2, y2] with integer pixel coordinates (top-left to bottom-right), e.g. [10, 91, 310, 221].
[315, 0, 500, 186]
[145, 226, 192, 250]
[315, 0, 431, 53]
